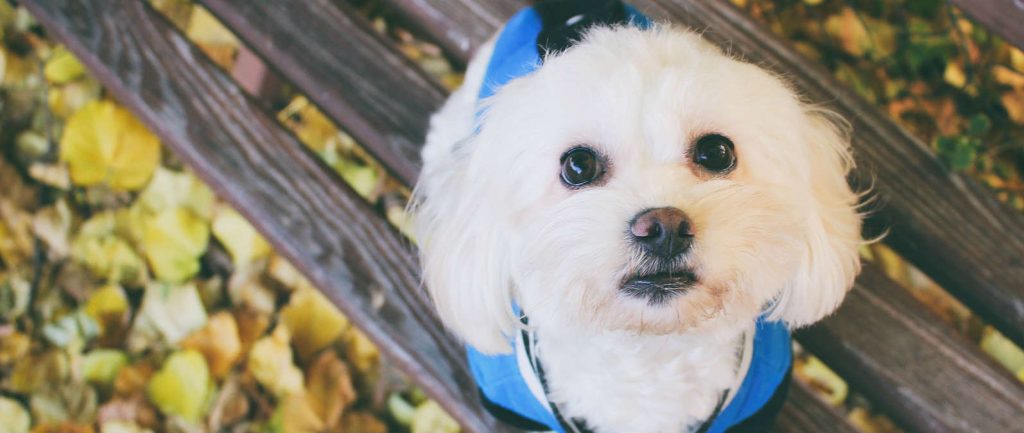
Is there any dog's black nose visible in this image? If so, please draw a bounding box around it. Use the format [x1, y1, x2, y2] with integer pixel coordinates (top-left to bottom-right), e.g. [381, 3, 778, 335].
[629, 207, 693, 258]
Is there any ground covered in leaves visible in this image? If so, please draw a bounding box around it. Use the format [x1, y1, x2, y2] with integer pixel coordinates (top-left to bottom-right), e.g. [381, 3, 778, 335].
[0, 3, 454, 433]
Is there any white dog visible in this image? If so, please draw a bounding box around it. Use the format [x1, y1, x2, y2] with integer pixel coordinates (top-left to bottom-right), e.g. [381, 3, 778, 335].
[413, 4, 862, 432]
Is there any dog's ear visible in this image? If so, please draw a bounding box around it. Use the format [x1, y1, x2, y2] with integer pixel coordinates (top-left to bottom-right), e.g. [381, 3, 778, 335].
[412, 141, 518, 355]
[768, 110, 862, 327]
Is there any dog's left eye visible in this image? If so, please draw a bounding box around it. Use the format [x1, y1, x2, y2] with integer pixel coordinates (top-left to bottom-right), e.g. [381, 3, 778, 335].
[560, 147, 604, 187]
[693, 134, 736, 174]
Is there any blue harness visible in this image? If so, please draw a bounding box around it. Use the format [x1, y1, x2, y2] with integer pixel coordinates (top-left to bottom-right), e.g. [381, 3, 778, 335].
[467, 4, 793, 432]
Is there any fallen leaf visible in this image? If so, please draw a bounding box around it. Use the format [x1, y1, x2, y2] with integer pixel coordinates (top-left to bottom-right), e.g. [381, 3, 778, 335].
[30, 383, 98, 426]
[180, 311, 242, 378]
[825, 8, 870, 57]
[134, 168, 214, 221]
[9, 350, 70, 394]
[305, 351, 356, 429]
[0, 273, 31, 322]
[980, 327, 1024, 373]
[0, 328, 30, 366]
[113, 363, 154, 397]
[247, 326, 304, 398]
[146, 350, 211, 423]
[388, 393, 416, 427]
[31, 199, 71, 261]
[0, 396, 31, 433]
[344, 328, 380, 375]
[206, 375, 249, 431]
[211, 207, 270, 267]
[268, 392, 324, 433]
[411, 400, 459, 433]
[186, 8, 238, 69]
[44, 46, 85, 84]
[338, 411, 387, 433]
[1002, 90, 1024, 124]
[81, 282, 124, 327]
[233, 307, 270, 355]
[793, 356, 848, 406]
[128, 283, 207, 350]
[226, 262, 276, 315]
[60, 100, 160, 191]
[280, 288, 348, 360]
[82, 349, 129, 387]
[141, 207, 209, 283]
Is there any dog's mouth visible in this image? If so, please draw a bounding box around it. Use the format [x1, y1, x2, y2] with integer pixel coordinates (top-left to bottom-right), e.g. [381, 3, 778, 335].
[620, 269, 697, 306]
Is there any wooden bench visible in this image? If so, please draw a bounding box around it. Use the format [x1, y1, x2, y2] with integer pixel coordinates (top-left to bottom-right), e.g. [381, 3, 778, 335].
[22, 0, 1024, 432]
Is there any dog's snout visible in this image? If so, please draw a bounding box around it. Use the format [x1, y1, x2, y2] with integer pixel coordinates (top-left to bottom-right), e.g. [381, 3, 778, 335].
[629, 207, 693, 258]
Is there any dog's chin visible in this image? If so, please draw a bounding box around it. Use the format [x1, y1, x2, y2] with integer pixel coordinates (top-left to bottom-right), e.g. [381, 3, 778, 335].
[619, 269, 698, 307]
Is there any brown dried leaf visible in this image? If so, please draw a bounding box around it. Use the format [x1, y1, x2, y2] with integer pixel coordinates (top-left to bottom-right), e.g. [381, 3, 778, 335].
[180, 311, 242, 378]
[305, 351, 356, 430]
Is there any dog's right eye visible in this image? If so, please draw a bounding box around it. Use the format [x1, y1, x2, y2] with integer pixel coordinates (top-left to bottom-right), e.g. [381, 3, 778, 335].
[560, 147, 604, 187]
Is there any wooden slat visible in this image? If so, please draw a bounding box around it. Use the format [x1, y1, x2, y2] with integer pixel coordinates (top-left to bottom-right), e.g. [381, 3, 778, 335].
[950, 0, 1024, 51]
[376, 0, 1024, 354]
[800, 265, 1024, 433]
[768, 380, 862, 433]
[19, 1, 512, 432]
[205, 0, 447, 187]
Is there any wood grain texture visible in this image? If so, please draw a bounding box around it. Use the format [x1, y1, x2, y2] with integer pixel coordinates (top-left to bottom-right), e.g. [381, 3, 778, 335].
[202, 0, 446, 187]
[19, 1, 512, 432]
[768, 380, 863, 433]
[377, 0, 1024, 352]
[799, 265, 1024, 433]
[950, 0, 1024, 51]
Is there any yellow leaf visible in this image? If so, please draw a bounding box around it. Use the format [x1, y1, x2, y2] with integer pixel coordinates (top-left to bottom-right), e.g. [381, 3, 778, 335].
[1011, 47, 1024, 73]
[944, 62, 966, 88]
[1002, 90, 1024, 124]
[44, 46, 86, 84]
[980, 327, 1024, 373]
[793, 356, 848, 406]
[84, 284, 130, 336]
[186, 8, 238, 69]
[270, 392, 324, 433]
[248, 326, 305, 398]
[0, 397, 31, 433]
[344, 328, 380, 375]
[212, 207, 270, 267]
[82, 349, 128, 386]
[280, 288, 348, 360]
[180, 312, 242, 378]
[0, 330, 30, 367]
[135, 168, 214, 219]
[60, 100, 160, 190]
[72, 213, 146, 284]
[146, 350, 211, 423]
[142, 207, 209, 283]
[267, 255, 314, 292]
[411, 401, 459, 433]
[825, 8, 870, 57]
[129, 283, 207, 349]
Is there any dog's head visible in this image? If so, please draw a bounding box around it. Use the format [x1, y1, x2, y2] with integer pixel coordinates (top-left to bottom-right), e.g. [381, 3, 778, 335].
[415, 26, 862, 354]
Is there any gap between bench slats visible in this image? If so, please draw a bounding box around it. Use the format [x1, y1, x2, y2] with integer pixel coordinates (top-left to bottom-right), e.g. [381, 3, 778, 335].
[199, 0, 1024, 431]
[19, 1, 514, 432]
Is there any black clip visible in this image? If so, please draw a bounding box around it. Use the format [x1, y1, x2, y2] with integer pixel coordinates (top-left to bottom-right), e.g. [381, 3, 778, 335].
[535, 0, 628, 57]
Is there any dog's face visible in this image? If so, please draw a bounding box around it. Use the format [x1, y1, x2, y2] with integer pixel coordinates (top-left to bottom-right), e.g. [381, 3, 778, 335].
[415, 26, 862, 354]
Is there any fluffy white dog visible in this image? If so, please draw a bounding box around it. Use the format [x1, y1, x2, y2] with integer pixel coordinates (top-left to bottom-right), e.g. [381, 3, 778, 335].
[413, 7, 862, 433]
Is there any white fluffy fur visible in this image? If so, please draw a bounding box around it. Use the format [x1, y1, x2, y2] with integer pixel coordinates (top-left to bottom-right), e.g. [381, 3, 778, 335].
[414, 25, 862, 433]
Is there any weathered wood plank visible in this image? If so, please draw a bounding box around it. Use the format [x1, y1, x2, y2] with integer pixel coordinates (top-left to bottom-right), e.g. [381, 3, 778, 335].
[375, 0, 1024, 354]
[950, 0, 1024, 51]
[768, 380, 862, 433]
[799, 265, 1024, 433]
[19, 1, 512, 432]
[204, 0, 447, 187]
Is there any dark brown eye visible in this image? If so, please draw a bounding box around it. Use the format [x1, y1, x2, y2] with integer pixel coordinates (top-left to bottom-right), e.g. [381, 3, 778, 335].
[693, 134, 736, 173]
[560, 147, 604, 187]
